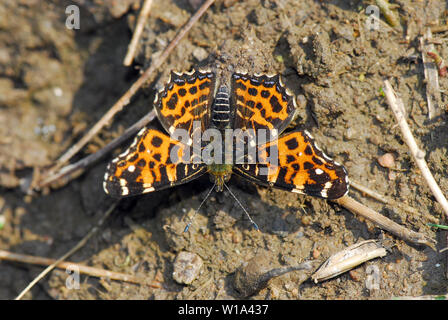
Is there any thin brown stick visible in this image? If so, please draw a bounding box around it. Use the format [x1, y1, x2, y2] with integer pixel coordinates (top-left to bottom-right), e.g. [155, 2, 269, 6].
[124, 0, 154, 66]
[45, 0, 216, 177]
[37, 110, 156, 189]
[15, 202, 118, 300]
[349, 180, 388, 204]
[349, 180, 420, 216]
[383, 80, 448, 219]
[0, 250, 160, 287]
[335, 195, 435, 247]
[430, 24, 448, 33]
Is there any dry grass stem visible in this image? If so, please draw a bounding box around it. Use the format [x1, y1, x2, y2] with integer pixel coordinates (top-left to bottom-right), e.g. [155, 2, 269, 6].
[335, 195, 435, 247]
[123, 0, 154, 66]
[349, 180, 420, 216]
[383, 80, 448, 219]
[0, 249, 160, 287]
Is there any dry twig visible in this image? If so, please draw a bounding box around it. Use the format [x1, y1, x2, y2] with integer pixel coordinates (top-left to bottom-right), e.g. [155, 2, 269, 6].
[335, 195, 434, 247]
[430, 24, 448, 33]
[349, 180, 420, 216]
[382, 80, 448, 219]
[123, 0, 154, 66]
[0, 249, 160, 287]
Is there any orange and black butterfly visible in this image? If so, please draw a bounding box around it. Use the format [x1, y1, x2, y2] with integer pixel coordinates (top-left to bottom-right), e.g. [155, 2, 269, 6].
[103, 69, 349, 201]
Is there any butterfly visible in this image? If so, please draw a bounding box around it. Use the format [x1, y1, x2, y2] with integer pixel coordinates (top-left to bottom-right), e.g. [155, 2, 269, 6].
[103, 68, 349, 202]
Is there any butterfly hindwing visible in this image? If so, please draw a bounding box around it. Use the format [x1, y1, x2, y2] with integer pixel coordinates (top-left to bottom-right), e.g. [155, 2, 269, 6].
[233, 130, 349, 199]
[103, 128, 206, 198]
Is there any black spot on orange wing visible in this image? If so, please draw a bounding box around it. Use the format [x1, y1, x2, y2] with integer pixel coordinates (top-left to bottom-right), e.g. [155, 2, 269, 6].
[231, 73, 298, 143]
[155, 69, 216, 139]
[103, 128, 207, 198]
[284, 137, 298, 150]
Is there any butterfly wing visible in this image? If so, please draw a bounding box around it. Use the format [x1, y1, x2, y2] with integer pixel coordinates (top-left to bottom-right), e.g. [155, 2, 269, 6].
[231, 72, 298, 143]
[104, 128, 206, 198]
[155, 69, 215, 140]
[233, 130, 349, 199]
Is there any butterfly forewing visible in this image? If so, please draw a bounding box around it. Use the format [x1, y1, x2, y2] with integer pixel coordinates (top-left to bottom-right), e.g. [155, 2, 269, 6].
[154, 69, 215, 140]
[231, 72, 298, 144]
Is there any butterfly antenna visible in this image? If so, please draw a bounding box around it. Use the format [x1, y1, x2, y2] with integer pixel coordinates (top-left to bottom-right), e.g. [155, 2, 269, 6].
[184, 182, 216, 232]
[223, 182, 260, 231]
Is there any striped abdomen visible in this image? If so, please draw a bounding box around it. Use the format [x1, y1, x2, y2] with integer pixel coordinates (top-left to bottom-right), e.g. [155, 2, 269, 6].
[211, 85, 231, 129]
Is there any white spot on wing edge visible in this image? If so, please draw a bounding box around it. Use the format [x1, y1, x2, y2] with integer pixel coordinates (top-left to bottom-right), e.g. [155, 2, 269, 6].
[292, 96, 298, 109]
[137, 127, 147, 136]
[304, 130, 314, 139]
[103, 181, 109, 194]
[320, 189, 328, 198]
[198, 67, 212, 74]
[119, 149, 130, 158]
[278, 76, 285, 87]
[235, 68, 248, 75]
[121, 186, 129, 196]
[291, 188, 305, 195]
[142, 186, 155, 194]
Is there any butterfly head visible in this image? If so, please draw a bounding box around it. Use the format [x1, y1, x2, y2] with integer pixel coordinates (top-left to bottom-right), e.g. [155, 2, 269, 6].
[207, 163, 232, 192]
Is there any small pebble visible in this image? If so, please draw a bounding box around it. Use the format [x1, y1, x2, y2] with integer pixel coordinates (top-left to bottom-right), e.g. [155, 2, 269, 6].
[172, 251, 203, 285]
[301, 215, 311, 226]
[349, 270, 361, 282]
[312, 248, 321, 259]
[377, 153, 395, 168]
[192, 47, 208, 62]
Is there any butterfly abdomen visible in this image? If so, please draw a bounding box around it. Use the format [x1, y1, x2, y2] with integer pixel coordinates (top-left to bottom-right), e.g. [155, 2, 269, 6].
[211, 85, 231, 129]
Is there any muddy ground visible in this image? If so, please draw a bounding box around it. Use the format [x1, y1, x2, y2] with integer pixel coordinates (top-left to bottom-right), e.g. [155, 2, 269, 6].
[0, 0, 447, 300]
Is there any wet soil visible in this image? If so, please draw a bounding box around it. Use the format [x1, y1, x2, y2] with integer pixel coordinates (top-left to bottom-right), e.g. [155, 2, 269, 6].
[0, 0, 447, 299]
